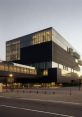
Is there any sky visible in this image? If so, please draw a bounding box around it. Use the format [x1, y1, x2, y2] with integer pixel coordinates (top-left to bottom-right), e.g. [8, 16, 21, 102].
[0, 0, 82, 60]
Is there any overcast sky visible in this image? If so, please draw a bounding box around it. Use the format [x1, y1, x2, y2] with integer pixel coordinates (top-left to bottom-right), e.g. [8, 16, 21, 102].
[0, 0, 82, 60]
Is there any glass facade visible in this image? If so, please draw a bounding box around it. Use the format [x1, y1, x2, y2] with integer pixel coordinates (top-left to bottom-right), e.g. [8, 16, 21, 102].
[6, 40, 20, 61]
[0, 62, 37, 75]
[5, 27, 82, 84]
[6, 28, 80, 70]
[52, 28, 73, 51]
[52, 61, 80, 77]
[6, 27, 80, 75]
[52, 62, 58, 68]
[29, 62, 52, 69]
[52, 28, 80, 59]
[32, 29, 52, 45]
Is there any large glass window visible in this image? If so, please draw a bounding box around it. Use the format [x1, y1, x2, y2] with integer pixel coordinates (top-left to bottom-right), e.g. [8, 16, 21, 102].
[59, 64, 63, 69]
[0, 64, 4, 70]
[32, 30, 52, 45]
[6, 40, 20, 61]
[52, 62, 58, 68]
[52, 29, 74, 52]
[4, 65, 8, 71]
[43, 70, 48, 76]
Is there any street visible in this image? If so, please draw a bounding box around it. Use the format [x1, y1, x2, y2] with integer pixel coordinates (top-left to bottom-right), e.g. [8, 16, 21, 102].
[0, 97, 82, 117]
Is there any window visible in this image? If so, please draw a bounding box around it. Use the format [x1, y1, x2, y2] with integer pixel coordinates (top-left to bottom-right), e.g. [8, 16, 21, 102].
[32, 30, 52, 45]
[0, 64, 4, 71]
[43, 70, 48, 76]
[6, 40, 20, 61]
[59, 64, 63, 69]
[4, 65, 8, 71]
[9, 65, 13, 72]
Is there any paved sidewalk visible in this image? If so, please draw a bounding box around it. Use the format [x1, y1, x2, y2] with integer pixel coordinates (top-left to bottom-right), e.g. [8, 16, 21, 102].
[0, 87, 82, 104]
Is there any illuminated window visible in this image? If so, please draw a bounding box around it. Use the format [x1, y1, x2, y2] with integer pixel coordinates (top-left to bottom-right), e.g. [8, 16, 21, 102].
[9, 66, 13, 72]
[29, 69, 33, 74]
[32, 30, 52, 45]
[26, 69, 30, 74]
[20, 68, 24, 73]
[4, 65, 8, 71]
[34, 70, 37, 75]
[43, 70, 48, 76]
[6, 40, 20, 61]
[13, 66, 17, 72]
[16, 67, 20, 72]
[68, 67, 71, 72]
[0, 64, 4, 71]
[23, 68, 27, 73]
[59, 64, 63, 69]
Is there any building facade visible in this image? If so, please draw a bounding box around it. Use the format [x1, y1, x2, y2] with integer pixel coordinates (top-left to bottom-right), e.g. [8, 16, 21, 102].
[0, 61, 37, 83]
[6, 27, 80, 84]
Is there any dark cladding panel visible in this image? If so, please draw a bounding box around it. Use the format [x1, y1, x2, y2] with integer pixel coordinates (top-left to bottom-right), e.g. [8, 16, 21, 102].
[20, 41, 52, 65]
[48, 68, 57, 82]
[52, 42, 79, 70]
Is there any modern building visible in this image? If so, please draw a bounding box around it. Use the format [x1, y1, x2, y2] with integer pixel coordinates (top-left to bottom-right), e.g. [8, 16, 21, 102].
[0, 61, 37, 84]
[6, 27, 81, 84]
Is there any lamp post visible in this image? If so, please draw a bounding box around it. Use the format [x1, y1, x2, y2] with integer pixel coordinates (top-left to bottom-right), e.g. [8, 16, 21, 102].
[8, 73, 14, 91]
[78, 77, 81, 91]
[9, 73, 13, 78]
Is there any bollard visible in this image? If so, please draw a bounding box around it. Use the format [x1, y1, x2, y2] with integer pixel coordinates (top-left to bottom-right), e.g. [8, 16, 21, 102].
[37, 90, 38, 94]
[53, 91, 55, 94]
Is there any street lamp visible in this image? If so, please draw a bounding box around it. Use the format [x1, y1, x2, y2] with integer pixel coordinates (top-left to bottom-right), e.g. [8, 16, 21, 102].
[78, 74, 81, 90]
[8, 73, 13, 83]
[8, 73, 14, 90]
[9, 73, 13, 78]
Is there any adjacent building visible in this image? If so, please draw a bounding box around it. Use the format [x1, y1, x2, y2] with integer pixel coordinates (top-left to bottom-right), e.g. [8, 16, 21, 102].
[0, 61, 37, 83]
[6, 27, 80, 84]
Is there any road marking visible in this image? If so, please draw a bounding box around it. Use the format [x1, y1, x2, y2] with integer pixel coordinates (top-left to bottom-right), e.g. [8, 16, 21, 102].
[19, 98, 82, 106]
[0, 95, 82, 106]
[0, 104, 74, 117]
[0, 96, 11, 99]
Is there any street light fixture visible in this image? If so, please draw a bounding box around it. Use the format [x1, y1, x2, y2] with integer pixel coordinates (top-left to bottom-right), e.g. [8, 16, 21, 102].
[9, 73, 13, 78]
[8, 73, 14, 90]
[8, 73, 14, 83]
